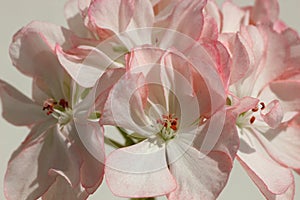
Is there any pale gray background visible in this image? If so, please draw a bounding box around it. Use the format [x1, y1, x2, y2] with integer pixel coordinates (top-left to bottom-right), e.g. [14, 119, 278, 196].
[0, 0, 299, 199]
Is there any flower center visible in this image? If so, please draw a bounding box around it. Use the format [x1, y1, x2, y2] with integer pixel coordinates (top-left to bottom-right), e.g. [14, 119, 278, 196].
[43, 98, 72, 126]
[237, 101, 266, 128]
[157, 114, 178, 141]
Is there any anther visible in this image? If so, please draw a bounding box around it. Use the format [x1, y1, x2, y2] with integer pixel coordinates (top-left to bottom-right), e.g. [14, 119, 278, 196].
[59, 99, 69, 109]
[43, 98, 57, 115]
[252, 107, 259, 112]
[260, 102, 265, 110]
[250, 116, 256, 124]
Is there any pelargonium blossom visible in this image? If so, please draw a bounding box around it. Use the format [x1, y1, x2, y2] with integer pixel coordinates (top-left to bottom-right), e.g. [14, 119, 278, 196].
[58, 0, 218, 89]
[211, 0, 300, 198]
[0, 21, 105, 200]
[100, 46, 239, 199]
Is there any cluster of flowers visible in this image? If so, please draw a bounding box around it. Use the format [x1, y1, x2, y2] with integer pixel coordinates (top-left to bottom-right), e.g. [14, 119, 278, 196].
[1, 0, 300, 199]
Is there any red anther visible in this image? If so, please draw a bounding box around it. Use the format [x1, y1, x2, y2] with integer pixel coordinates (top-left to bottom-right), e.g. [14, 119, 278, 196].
[252, 107, 259, 112]
[170, 125, 177, 131]
[260, 102, 265, 110]
[158, 113, 178, 131]
[59, 99, 69, 109]
[43, 98, 57, 115]
[250, 116, 256, 124]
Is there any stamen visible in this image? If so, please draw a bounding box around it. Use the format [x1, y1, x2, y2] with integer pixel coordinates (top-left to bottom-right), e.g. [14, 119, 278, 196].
[42, 98, 71, 125]
[59, 99, 69, 109]
[250, 116, 256, 124]
[260, 102, 265, 110]
[157, 114, 178, 140]
[43, 98, 57, 115]
[252, 107, 259, 112]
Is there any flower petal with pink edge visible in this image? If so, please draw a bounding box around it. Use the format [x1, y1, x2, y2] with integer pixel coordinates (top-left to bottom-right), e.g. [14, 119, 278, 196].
[221, 1, 248, 33]
[252, 26, 289, 94]
[4, 126, 81, 200]
[260, 100, 283, 129]
[269, 80, 300, 112]
[100, 72, 152, 136]
[88, 0, 134, 34]
[72, 121, 105, 194]
[65, 0, 92, 38]
[0, 80, 47, 126]
[231, 96, 260, 116]
[219, 33, 252, 85]
[237, 128, 294, 197]
[42, 175, 89, 200]
[56, 45, 121, 88]
[204, 0, 221, 32]
[9, 21, 73, 99]
[155, 0, 206, 42]
[202, 40, 230, 89]
[167, 142, 233, 200]
[251, 0, 279, 25]
[105, 137, 176, 198]
[256, 115, 300, 173]
[94, 68, 126, 112]
[194, 110, 240, 161]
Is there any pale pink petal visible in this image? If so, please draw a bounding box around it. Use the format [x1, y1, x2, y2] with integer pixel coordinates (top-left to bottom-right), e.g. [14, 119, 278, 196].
[167, 144, 233, 200]
[88, 0, 134, 34]
[4, 126, 81, 200]
[42, 175, 89, 200]
[65, 0, 92, 38]
[56, 45, 121, 88]
[193, 110, 239, 162]
[221, 1, 248, 33]
[100, 72, 152, 136]
[251, 0, 279, 24]
[252, 25, 289, 94]
[237, 128, 294, 196]
[32, 78, 53, 105]
[204, 0, 221, 32]
[269, 80, 300, 112]
[94, 68, 125, 112]
[71, 88, 106, 193]
[256, 116, 300, 172]
[260, 100, 283, 128]
[219, 33, 252, 85]
[229, 96, 259, 116]
[126, 46, 163, 75]
[0, 80, 47, 126]
[214, 111, 240, 160]
[72, 121, 105, 194]
[105, 138, 176, 198]
[127, 0, 154, 30]
[202, 40, 230, 89]
[155, 0, 206, 41]
[11, 21, 74, 51]
[9, 22, 73, 100]
[200, 15, 219, 40]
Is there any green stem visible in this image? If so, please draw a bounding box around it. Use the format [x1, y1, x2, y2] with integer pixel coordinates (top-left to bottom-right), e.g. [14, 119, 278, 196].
[104, 136, 124, 148]
[116, 126, 136, 146]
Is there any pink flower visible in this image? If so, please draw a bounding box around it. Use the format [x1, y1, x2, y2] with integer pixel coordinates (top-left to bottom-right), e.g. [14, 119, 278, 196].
[100, 46, 239, 199]
[215, 1, 300, 198]
[59, 0, 210, 88]
[1, 21, 105, 200]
